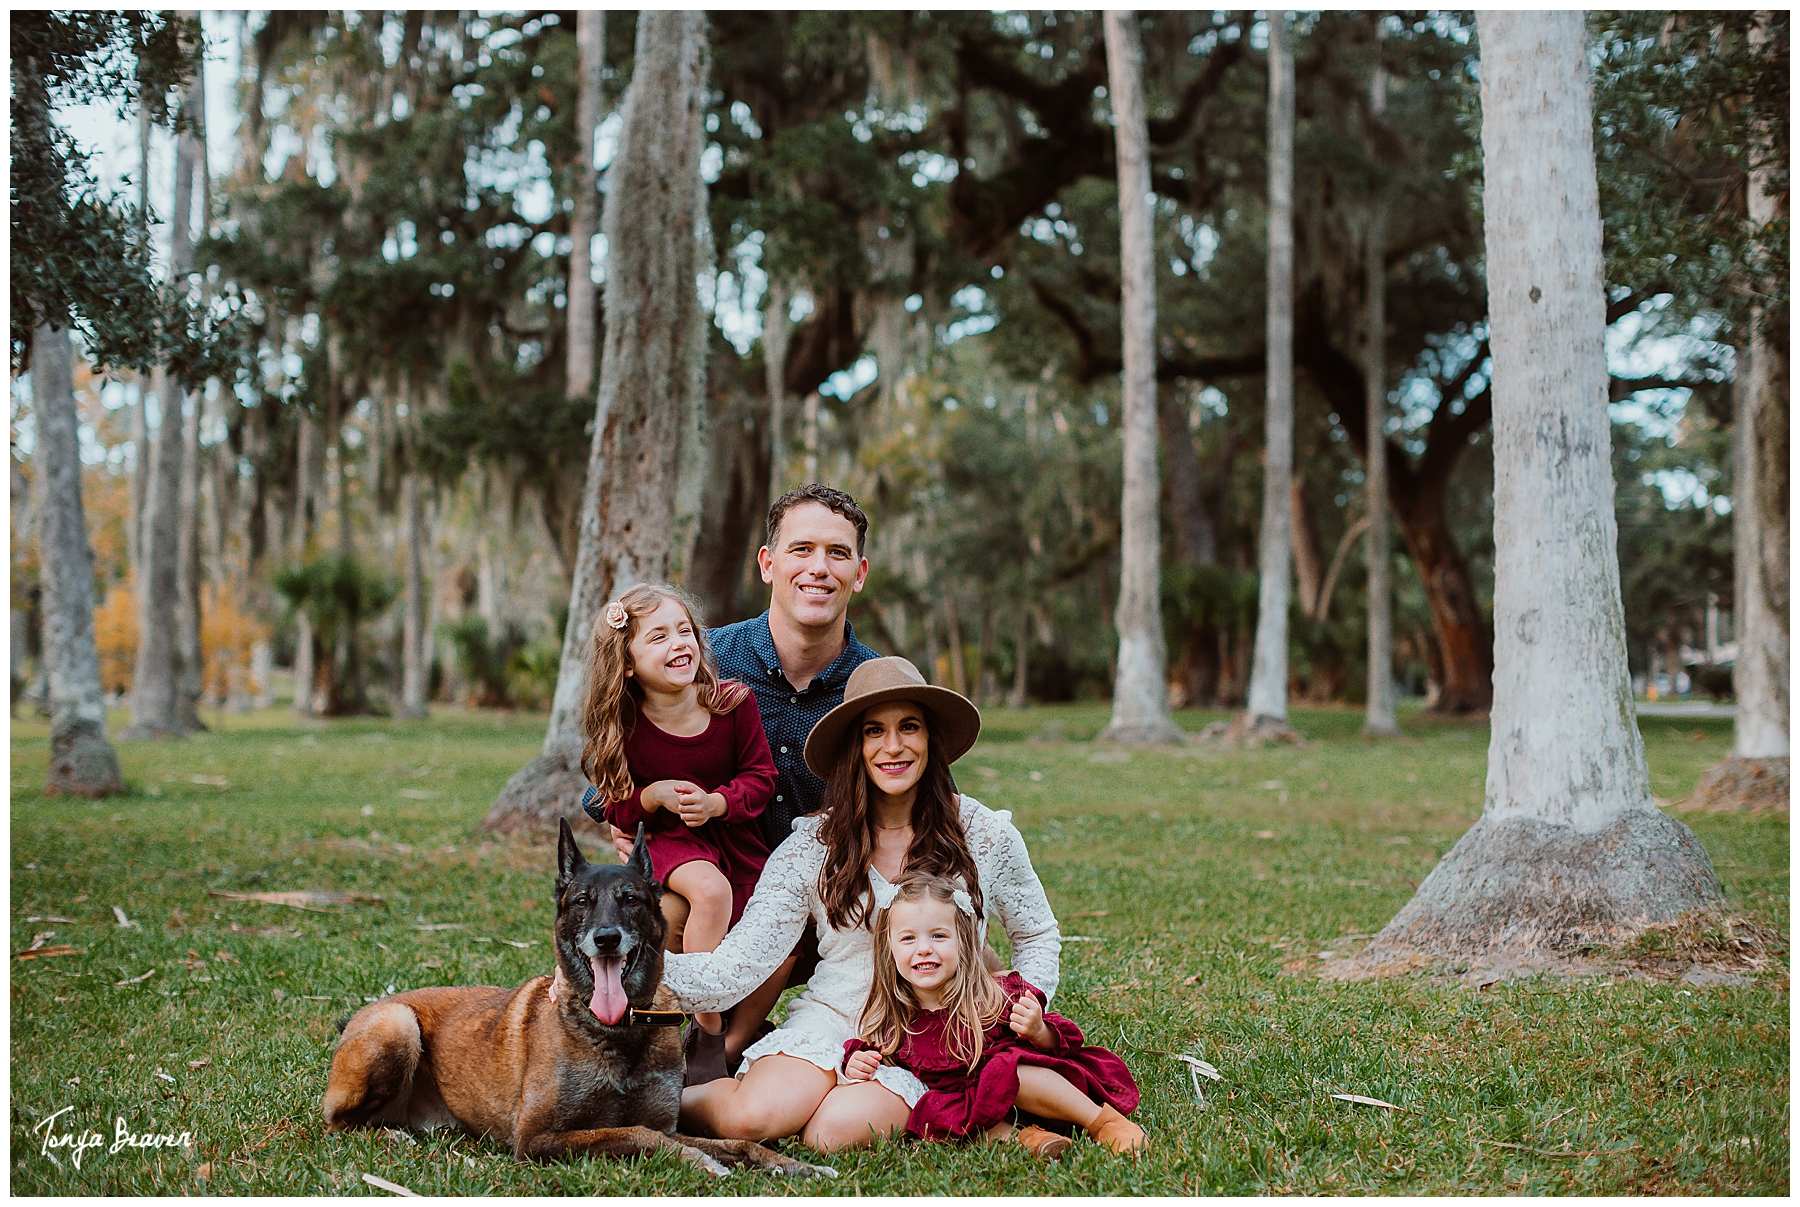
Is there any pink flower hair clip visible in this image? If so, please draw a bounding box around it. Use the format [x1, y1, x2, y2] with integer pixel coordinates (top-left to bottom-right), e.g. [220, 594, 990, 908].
[604, 600, 629, 631]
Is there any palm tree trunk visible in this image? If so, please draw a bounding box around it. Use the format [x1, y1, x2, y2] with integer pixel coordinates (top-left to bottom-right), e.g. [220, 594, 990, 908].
[33, 324, 126, 795]
[565, 10, 606, 402]
[1246, 11, 1296, 729]
[486, 10, 711, 835]
[398, 467, 429, 718]
[1363, 32, 1400, 736]
[1358, 11, 1722, 964]
[1101, 10, 1182, 744]
[125, 78, 201, 740]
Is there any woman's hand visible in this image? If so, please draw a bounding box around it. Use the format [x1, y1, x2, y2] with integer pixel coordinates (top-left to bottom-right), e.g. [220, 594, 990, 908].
[1007, 993, 1056, 1050]
[843, 1048, 882, 1082]
[674, 788, 727, 828]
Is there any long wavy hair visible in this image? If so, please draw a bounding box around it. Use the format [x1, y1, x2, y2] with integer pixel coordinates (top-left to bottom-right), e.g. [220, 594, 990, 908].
[859, 873, 1008, 1072]
[815, 702, 983, 931]
[579, 583, 745, 804]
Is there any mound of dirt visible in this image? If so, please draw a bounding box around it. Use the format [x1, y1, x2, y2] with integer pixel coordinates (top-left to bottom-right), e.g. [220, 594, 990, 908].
[1196, 713, 1305, 749]
[1681, 756, 1789, 814]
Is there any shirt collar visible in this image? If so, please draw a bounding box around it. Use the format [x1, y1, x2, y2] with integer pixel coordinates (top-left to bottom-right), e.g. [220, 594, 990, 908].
[753, 611, 863, 688]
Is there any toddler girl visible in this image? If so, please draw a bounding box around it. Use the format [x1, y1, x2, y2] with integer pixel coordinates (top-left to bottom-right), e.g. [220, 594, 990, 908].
[578, 584, 776, 1051]
[843, 873, 1145, 1158]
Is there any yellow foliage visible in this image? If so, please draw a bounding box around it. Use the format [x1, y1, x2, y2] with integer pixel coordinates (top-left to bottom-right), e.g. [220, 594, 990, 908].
[201, 583, 267, 700]
[94, 578, 138, 694]
[90, 579, 269, 699]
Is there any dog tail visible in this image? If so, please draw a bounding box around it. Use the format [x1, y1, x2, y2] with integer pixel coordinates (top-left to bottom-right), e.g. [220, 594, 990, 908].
[334, 1013, 352, 1035]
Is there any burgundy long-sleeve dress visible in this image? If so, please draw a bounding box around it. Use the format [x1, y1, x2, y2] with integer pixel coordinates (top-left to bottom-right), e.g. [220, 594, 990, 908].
[603, 690, 775, 926]
[843, 971, 1139, 1141]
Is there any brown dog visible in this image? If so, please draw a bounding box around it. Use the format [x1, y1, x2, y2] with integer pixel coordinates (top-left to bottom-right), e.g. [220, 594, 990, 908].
[321, 819, 831, 1178]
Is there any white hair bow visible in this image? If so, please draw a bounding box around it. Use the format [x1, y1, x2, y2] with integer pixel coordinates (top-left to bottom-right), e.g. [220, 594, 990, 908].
[951, 888, 975, 918]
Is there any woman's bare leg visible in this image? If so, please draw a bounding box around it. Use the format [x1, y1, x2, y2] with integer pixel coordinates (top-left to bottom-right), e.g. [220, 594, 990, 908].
[679, 1054, 833, 1142]
[665, 862, 734, 1034]
[800, 1080, 911, 1153]
[723, 954, 796, 1066]
[1010, 1066, 1103, 1129]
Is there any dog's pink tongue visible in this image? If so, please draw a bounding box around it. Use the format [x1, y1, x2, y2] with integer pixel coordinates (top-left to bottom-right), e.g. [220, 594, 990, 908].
[589, 956, 628, 1025]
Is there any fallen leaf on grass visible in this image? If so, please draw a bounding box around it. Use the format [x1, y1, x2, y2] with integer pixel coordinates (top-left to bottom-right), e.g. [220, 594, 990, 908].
[396, 789, 440, 800]
[24, 915, 77, 923]
[113, 906, 140, 928]
[300, 994, 331, 1001]
[499, 939, 536, 949]
[1331, 1093, 1407, 1112]
[188, 1058, 211, 1070]
[207, 890, 385, 912]
[362, 1172, 420, 1197]
[413, 923, 464, 931]
[189, 775, 231, 789]
[16, 944, 83, 961]
[116, 969, 158, 986]
[1068, 909, 1110, 919]
[1182, 973, 1203, 985]
[1059, 935, 1106, 943]
[155, 1070, 176, 1084]
[1254, 830, 1277, 839]
[195, 1162, 212, 1179]
[1138, 1048, 1222, 1108]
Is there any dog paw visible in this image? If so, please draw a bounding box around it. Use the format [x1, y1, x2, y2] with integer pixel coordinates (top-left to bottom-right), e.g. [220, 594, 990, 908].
[677, 1145, 732, 1178]
[782, 1160, 838, 1178]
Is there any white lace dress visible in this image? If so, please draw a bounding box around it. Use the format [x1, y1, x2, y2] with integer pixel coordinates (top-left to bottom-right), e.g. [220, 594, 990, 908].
[662, 794, 1061, 1108]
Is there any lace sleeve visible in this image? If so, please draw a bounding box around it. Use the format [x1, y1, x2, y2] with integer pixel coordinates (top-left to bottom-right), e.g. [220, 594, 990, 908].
[661, 824, 817, 1012]
[963, 797, 1062, 1001]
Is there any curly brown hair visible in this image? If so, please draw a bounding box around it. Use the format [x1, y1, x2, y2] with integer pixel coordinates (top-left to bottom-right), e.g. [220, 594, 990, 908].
[814, 703, 984, 932]
[579, 584, 745, 805]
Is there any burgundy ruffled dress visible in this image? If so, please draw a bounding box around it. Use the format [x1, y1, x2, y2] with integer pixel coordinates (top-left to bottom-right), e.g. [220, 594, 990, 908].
[843, 971, 1139, 1141]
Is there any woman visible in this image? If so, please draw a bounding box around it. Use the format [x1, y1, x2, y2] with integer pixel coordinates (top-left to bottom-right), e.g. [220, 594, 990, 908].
[662, 656, 1061, 1152]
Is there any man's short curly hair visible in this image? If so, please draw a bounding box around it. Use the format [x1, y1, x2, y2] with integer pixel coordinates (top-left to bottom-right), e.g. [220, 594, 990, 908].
[766, 484, 869, 558]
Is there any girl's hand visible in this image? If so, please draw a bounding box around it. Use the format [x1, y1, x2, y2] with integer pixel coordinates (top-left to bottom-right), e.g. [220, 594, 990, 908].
[843, 1048, 882, 1082]
[641, 780, 701, 815]
[1008, 993, 1055, 1050]
[674, 788, 727, 829]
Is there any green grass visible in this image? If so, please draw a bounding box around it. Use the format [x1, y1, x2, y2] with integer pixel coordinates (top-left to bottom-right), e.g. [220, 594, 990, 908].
[10, 702, 1788, 1194]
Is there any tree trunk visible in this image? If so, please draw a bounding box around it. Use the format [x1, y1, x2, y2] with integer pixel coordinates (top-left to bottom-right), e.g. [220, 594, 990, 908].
[764, 280, 791, 500]
[1245, 12, 1296, 731]
[1101, 10, 1183, 744]
[398, 469, 429, 718]
[566, 10, 605, 402]
[1009, 605, 1030, 708]
[33, 325, 126, 795]
[802, 390, 820, 483]
[1363, 46, 1399, 735]
[292, 610, 314, 715]
[943, 590, 968, 696]
[124, 82, 200, 740]
[1731, 46, 1790, 761]
[1357, 12, 1723, 965]
[175, 375, 204, 729]
[1159, 386, 1216, 566]
[1394, 485, 1491, 713]
[688, 385, 770, 625]
[486, 11, 710, 837]
[1289, 474, 1325, 620]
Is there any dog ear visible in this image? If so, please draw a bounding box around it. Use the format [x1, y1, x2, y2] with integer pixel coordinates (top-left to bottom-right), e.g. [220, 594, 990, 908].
[557, 817, 587, 893]
[626, 821, 656, 883]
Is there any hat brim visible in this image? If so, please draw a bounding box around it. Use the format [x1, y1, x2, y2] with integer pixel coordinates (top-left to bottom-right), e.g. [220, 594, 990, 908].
[802, 683, 982, 781]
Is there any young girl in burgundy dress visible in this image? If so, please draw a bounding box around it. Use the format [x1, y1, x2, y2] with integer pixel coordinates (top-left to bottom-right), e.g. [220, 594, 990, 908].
[842, 873, 1145, 1159]
[576, 583, 778, 1057]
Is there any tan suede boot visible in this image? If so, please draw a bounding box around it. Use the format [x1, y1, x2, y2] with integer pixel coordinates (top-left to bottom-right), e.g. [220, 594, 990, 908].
[1084, 1104, 1146, 1155]
[1010, 1124, 1072, 1160]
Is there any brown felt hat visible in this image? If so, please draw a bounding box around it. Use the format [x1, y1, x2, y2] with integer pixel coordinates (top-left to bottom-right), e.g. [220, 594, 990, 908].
[803, 656, 982, 779]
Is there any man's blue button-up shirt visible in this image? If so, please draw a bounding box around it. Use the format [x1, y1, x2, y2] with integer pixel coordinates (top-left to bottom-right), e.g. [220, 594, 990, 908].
[708, 611, 879, 851]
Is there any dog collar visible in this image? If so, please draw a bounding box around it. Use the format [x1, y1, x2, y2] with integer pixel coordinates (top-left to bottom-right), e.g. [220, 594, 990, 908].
[628, 1009, 686, 1027]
